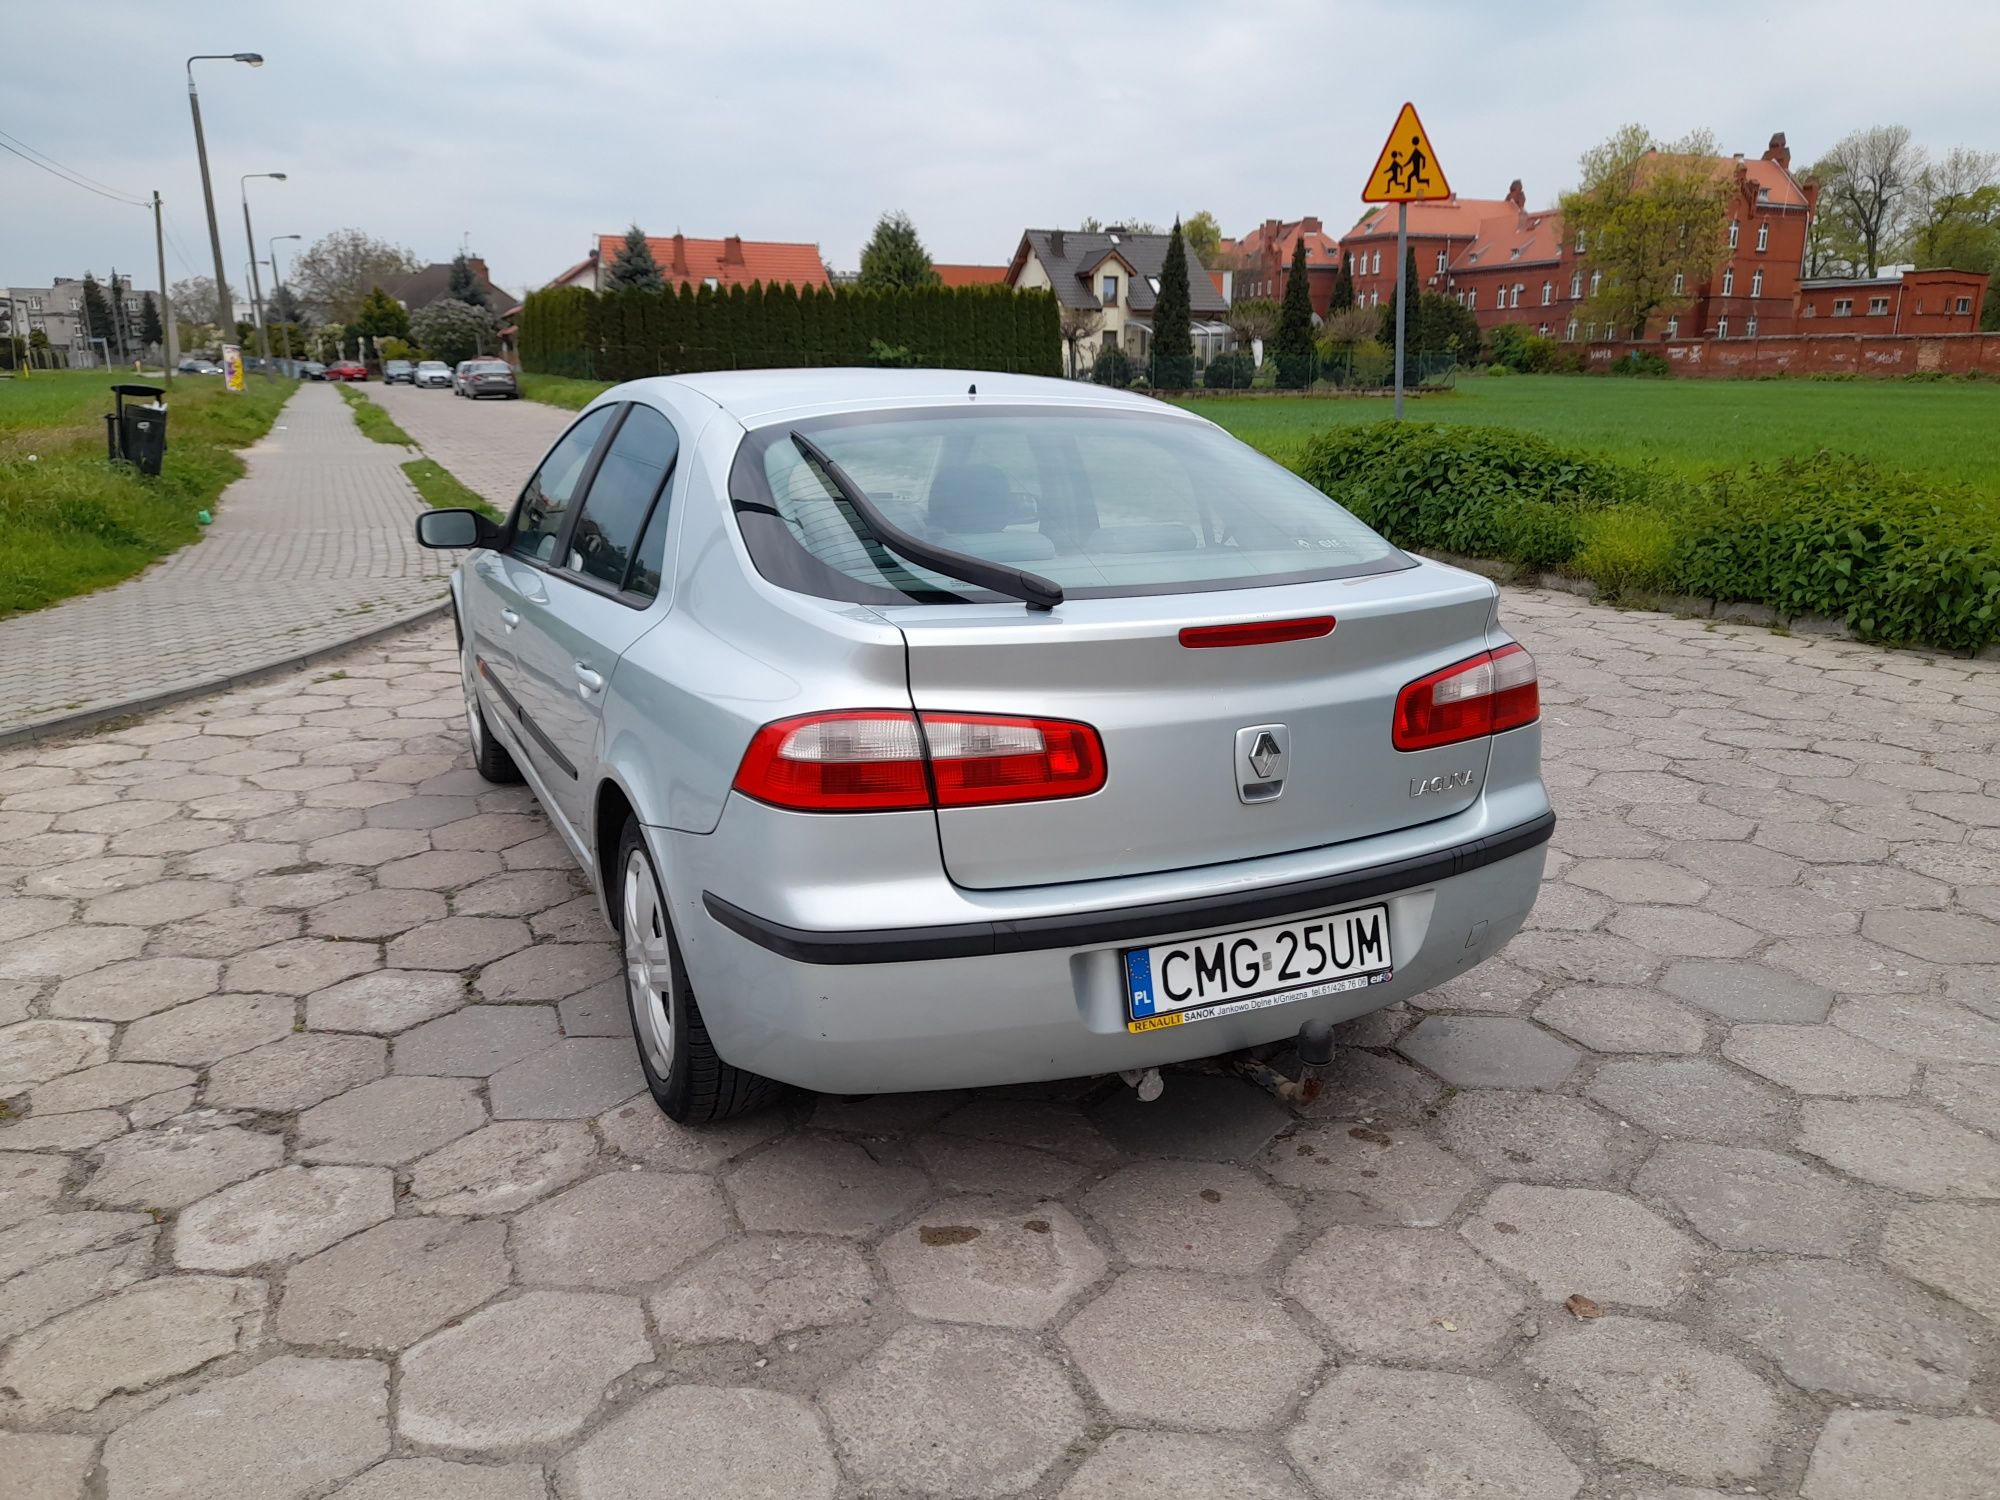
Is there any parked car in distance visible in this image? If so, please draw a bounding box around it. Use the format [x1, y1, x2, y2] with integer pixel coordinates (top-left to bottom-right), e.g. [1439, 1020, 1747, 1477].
[299, 362, 328, 381]
[176, 357, 203, 373]
[413, 370, 1552, 1124]
[414, 360, 453, 389]
[460, 359, 518, 399]
[383, 359, 416, 385]
[452, 360, 476, 396]
[190, 362, 224, 376]
[325, 361, 367, 382]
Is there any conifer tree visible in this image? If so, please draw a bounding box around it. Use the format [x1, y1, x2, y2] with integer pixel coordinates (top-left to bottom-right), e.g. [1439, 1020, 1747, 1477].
[1275, 237, 1315, 387]
[857, 212, 941, 291]
[448, 252, 488, 307]
[1151, 219, 1195, 388]
[1330, 251, 1355, 311]
[607, 225, 665, 292]
[140, 293, 164, 350]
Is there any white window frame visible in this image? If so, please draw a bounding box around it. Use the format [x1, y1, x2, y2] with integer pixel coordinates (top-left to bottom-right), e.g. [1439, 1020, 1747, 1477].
[1672, 272, 1685, 295]
[1589, 270, 1602, 295]
[1101, 274, 1118, 305]
[1566, 320, 1578, 341]
[1541, 282, 1551, 306]
[1435, 249, 1447, 273]
[1721, 268, 1734, 296]
[1575, 231, 1586, 252]
[1666, 315, 1679, 338]
[1745, 316, 1758, 337]
[1756, 222, 1769, 251]
[1466, 289, 1476, 310]
[1751, 269, 1763, 297]
[1728, 220, 1740, 249]
[1371, 250, 1381, 275]
[1570, 270, 1582, 299]
[1833, 298, 1852, 317]
[1717, 316, 1729, 338]
[1957, 296, 1973, 314]
[1511, 283, 1523, 308]
[1867, 296, 1888, 315]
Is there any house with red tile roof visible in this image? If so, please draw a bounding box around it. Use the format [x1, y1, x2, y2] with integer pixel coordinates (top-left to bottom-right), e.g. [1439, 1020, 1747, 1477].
[545, 234, 830, 293]
[1228, 217, 1349, 316]
[933, 263, 1009, 287]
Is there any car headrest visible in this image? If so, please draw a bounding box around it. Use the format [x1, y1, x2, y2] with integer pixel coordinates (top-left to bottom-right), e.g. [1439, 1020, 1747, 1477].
[928, 462, 1031, 534]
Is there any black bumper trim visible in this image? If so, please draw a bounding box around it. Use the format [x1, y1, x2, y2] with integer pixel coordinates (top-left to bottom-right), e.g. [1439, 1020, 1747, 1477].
[702, 808, 1556, 966]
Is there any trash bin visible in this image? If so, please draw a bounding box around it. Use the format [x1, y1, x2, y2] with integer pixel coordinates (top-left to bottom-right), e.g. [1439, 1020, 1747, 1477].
[105, 384, 168, 476]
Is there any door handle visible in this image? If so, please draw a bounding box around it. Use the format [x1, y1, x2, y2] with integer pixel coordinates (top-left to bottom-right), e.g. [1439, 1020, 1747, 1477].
[500, 609, 520, 631]
[574, 663, 605, 696]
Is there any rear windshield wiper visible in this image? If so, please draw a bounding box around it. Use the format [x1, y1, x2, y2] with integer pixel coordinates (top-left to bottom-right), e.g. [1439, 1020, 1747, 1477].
[790, 431, 1063, 612]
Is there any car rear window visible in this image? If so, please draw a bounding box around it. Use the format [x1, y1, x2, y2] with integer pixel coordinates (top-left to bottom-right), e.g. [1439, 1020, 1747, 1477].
[729, 406, 1406, 604]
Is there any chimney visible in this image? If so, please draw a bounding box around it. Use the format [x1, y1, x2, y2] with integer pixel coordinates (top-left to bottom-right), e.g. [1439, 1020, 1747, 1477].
[1506, 179, 1526, 210]
[1300, 216, 1322, 234]
[722, 235, 745, 266]
[1764, 132, 1791, 170]
[671, 234, 689, 276]
[469, 258, 490, 283]
[1049, 229, 1066, 259]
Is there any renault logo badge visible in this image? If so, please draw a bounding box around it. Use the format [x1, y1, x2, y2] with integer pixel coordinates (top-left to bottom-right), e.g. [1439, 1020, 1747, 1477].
[1235, 724, 1290, 804]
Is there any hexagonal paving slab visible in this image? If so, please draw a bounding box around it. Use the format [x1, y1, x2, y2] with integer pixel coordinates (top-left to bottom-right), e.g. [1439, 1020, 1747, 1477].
[879, 1198, 1104, 1327]
[1284, 1224, 1527, 1367]
[1079, 1159, 1297, 1272]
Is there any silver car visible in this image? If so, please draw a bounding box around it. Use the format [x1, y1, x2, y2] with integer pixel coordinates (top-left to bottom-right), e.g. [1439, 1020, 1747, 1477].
[415, 360, 453, 388]
[414, 370, 1551, 1122]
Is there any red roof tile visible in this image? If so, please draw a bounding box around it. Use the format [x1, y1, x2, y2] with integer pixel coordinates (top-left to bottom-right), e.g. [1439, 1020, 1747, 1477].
[1343, 197, 1520, 241]
[593, 234, 828, 290]
[933, 263, 1009, 287]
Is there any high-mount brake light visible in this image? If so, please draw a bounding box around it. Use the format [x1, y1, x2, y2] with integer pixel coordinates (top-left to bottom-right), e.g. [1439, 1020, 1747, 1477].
[1392, 644, 1540, 751]
[1178, 616, 1336, 649]
[733, 710, 1106, 812]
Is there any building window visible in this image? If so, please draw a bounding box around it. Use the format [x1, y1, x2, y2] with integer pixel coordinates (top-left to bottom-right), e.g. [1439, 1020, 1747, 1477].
[702, 277, 720, 290]
[1371, 250, 1381, 275]
[1589, 270, 1602, 295]
[1751, 270, 1764, 297]
[1746, 317, 1758, 337]
[1728, 220, 1740, 249]
[1867, 295, 1888, 316]
[1575, 231, 1586, 252]
[1538, 323, 1549, 335]
[1101, 274, 1118, 305]
[1756, 222, 1769, 251]
[1804, 302, 1816, 318]
[68, 298, 80, 313]
[1435, 249, 1447, 273]
[28, 297, 42, 311]
[1466, 290, 1476, 310]
[1570, 271, 1582, 299]
[1717, 317, 1729, 338]
[1833, 298, 1852, 317]
[1541, 282, 1552, 306]
[1666, 316, 1679, 338]
[1721, 269, 1734, 296]
[1672, 272, 1685, 295]
[1566, 320, 1578, 341]
[1956, 296, 1973, 314]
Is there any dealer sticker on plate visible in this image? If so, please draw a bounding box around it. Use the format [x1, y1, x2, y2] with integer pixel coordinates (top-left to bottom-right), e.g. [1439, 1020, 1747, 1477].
[1124, 904, 1393, 1033]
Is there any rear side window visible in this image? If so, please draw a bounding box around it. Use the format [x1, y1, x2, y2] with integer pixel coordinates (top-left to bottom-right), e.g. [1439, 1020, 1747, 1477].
[730, 407, 1406, 603]
[511, 405, 616, 563]
[565, 405, 679, 593]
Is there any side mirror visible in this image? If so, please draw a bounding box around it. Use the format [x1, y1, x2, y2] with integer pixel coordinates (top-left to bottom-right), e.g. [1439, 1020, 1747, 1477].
[415, 509, 500, 549]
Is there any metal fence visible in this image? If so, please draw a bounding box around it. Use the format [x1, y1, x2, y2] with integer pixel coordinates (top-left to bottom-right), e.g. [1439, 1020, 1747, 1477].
[1072, 348, 1460, 393]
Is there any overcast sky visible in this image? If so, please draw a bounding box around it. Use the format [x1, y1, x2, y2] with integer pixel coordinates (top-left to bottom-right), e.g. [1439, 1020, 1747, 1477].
[8, 0, 1998, 303]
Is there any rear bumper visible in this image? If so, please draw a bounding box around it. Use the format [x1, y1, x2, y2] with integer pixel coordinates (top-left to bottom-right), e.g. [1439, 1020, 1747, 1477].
[663, 802, 1552, 1095]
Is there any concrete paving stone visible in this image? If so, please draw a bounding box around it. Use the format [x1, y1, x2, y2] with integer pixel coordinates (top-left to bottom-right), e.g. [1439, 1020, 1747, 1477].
[173, 1164, 393, 1270]
[1797, 1099, 2000, 1196]
[1721, 1022, 1918, 1095]
[511, 1170, 730, 1289]
[725, 1132, 930, 1237]
[1410, 957, 1545, 1013]
[1284, 1224, 1526, 1368]
[1658, 958, 1833, 1022]
[307, 887, 448, 939]
[80, 879, 234, 927]
[385, 915, 531, 970]
[1635, 1141, 1867, 1255]
[1831, 994, 2000, 1064]
[936, 1096, 1119, 1158]
[1462, 1183, 1702, 1309]
[242, 806, 366, 844]
[432, 812, 545, 851]
[881, 1198, 1104, 1327]
[913, 1131, 1093, 1196]
[83, 1124, 284, 1210]
[1805, 861, 1952, 909]
[389, 1003, 557, 1077]
[305, 968, 464, 1033]
[823, 1321, 1085, 1498]
[117, 993, 295, 1065]
[125, 1083, 198, 1129]
[1063, 1269, 1319, 1430]
[1765, 935, 1935, 994]
[0, 1018, 112, 1085]
[333, 1459, 545, 1500]
[377, 849, 504, 889]
[1090, 1071, 1290, 1160]
[0, 1432, 97, 1500]
[297, 1075, 486, 1164]
[278, 1217, 511, 1351]
[454, 869, 582, 918]
[0, 981, 32, 1026]
[1923, 1062, 2000, 1133]
[0, 1209, 152, 1283]
[224, 937, 379, 996]
[0, 1274, 265, 1420]
[1292, 1047, 1446, 1120]
[101, 1353, 388, 1500]
[553, 1385, 838, 1500]
[1800, 1410, 2000, 1500]
[557, 978, 630, 1036]
[410, 1119, 599, 1215]
[1080, 1158, 1297, 1272]
[1706, 1258, 1984, 1406]
[1435, 1090, 1635, 1183]
[0, 897, 77, 943]
[0, 1108, 127, 1152]
[1334, 1000, 1414, 1048]
[649, 1234, 878, 1346]
[0, 1228, 155, 1342]
[1881, 1202, 2000, 1320]
[1258, 1121, 1478, 1225]
[1585, 1057, 1791, 1142]
[528, 895, 603, 943]
[594, 1094, 785, 1171]
[1397, 1015, 1582, 1088]
[1862, 907, 2000, 964]
[474, 941, 621, 1002]
[48, 955, 220, 1022]
[396, 1288, 651, 1451]
[1565, 858, 1709, 904]
[147, 904, 306, 960]
[202, 1032, 387, 1112]
[56, 799, 180, 835]
[0, 842, 119, 888]
[362, 793, 478, 829]
[1607, 905, 1761, 958]
[22, 854, 165, 898]
[488, 1036, 643, 1118]
[1501, 929, 1661, 986]
[24, 1060, 195, 1116]
[1707, 885, 1860, 938]
[812, 1089, 972, 1137]
[1525, 1316, 1780, 1485]
[1285, 1365, 1580, 1500]
[1059, 1430, 1308, 1499]
[238, 869, 372, 911]
[1533, 985, 1707, 1053]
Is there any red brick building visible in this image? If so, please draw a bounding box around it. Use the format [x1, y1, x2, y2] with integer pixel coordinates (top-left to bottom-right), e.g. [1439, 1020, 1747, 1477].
[1227, 216, 1347, 314]
[1797, 268, 1987, 334]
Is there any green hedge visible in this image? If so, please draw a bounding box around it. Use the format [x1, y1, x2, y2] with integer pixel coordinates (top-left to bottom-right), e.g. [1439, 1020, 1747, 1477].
[519, 281, 1061, 381]
[1296, 423, 2000, 652]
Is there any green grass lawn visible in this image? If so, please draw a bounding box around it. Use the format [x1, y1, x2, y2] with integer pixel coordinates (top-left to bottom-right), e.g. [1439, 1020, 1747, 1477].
[519, 372, 613, 411]
[337, 384, 415, 445]
[1175, 374, 2000, 486]
[402, 457, 500, 520]
[0, 371, 294, 617]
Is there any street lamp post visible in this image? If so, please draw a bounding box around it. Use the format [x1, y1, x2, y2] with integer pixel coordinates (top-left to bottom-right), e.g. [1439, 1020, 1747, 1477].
[269, 233, 301, 368]
[241, 172, 286, 379]
[186, 52, 262, 334]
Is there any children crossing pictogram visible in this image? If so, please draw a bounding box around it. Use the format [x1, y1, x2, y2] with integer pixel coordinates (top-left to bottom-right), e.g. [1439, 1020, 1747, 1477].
[1362, 102, 1451, 203]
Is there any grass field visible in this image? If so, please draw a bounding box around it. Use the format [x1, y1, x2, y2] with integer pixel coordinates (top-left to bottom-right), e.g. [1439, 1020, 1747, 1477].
[338, 384, 415, 445]
[0, 371, 293, 617]
[519, 372, 612, 411]
[402, 457, 499, 520]
[1175, 375, 2000, 486]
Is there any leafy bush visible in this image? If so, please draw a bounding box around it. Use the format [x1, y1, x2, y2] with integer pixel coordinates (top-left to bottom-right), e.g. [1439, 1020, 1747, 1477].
[1204, 350, 1256, 389]
[1483, 362, 1513, 378]
[1606, 349, 1672, 378]
[410, 298, 499, 367]
[1573, 507, 1681, 598]
[1486, 323, 1561, 373]
[1091, 346, 1134, 387]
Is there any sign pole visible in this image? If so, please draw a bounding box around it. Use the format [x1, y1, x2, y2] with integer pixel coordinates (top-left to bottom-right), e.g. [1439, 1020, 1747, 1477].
[1394, 200, 1408, 419]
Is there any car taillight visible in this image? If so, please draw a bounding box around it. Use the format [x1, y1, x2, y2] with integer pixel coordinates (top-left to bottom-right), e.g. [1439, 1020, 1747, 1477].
[1179, 616, 1336, 649]
[1392, 644, 1539, 751]
[732, 710, 1105, 812]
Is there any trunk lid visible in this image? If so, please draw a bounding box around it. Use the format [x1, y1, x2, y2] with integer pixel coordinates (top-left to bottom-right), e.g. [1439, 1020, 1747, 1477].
[892, 564, 1500, 890]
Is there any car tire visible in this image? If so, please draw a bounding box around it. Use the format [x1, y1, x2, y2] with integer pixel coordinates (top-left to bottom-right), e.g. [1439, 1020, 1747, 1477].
[615, 816, 782, 1124]
[461, 646, 524, 785]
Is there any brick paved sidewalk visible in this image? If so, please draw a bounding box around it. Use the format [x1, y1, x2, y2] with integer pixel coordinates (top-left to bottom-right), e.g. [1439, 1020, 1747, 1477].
[0, 384, 450, 740]
[371, 382, 571, 510]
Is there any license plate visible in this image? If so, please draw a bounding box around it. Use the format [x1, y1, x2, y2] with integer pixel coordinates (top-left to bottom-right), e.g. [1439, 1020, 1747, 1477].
[1124, 905, 1393, 1033]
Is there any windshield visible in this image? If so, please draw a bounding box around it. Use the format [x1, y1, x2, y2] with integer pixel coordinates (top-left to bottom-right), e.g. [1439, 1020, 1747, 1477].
[729, 406, 1407, 604]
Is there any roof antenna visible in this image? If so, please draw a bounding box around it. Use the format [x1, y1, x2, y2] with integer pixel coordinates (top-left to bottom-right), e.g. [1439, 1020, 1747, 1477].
[967, 382, 977, 397]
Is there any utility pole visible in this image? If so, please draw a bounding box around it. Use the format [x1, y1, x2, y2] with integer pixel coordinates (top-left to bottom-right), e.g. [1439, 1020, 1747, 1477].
[269, 233, 301, 370]
[187, 53, 263, 333]
[155, 191, 177, 381]
[241, 172, 284, 379]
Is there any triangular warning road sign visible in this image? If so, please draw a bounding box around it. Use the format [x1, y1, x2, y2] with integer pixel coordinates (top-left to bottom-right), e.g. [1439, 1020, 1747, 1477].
[1362, 102, 1451, 203]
